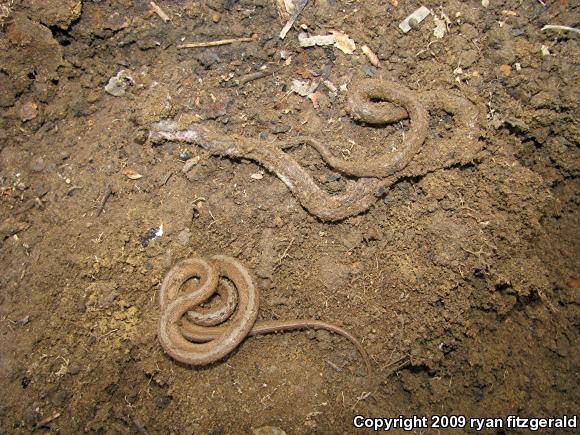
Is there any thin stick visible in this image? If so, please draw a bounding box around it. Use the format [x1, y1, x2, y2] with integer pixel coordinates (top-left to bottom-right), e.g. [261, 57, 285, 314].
[542, 25, 580, 34]
[150, 1, 170, 22]
[235, 68, 278, 86]
[96, 183, 112, 217]
[35, 412, 61, 427]
[207, 209, 217, 229]
[274, 237, 295, 269]
[177, 36, 256, 49]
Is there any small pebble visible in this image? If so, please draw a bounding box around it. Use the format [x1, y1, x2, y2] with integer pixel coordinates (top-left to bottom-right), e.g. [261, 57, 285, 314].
[268, 296, 289, 306]
[134, 129, 148, 145]
[68, 363, 81, 376]
[178, 150, 192, 161]
[18, 101, 38, 122]
[17, 315, 30, 326]
[30, 157, 45, 172]
[182, 155, 201, 173]
[271, 125, 290, 134]
[177, 228, 191, 246]
[355, 366, 366, 377]
[362, 65, 376, 77]
[325, 174, 341, 183]
[364, 227, 383, 241]
[23, 407, 39, 426]
[21, 376, 31, 389]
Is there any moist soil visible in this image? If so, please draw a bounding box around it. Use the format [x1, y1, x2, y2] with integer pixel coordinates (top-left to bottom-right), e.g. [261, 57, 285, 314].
[0, 0, 578, 433]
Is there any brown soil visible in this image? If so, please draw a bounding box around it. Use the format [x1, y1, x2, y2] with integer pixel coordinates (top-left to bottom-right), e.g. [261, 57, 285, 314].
[0, 0, 578, 433]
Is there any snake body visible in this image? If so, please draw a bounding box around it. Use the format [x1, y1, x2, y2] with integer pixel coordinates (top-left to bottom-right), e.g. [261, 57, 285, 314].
[149, 79, 481, 221]
[158, 255, 371, 376]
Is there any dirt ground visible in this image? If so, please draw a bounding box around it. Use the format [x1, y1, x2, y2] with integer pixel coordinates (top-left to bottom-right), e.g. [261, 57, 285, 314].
[0, 0, 578, 433]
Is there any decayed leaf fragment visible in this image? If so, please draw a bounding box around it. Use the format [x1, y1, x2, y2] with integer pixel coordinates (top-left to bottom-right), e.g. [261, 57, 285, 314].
[122, 169, 143, 180]
[331, 30, 356, 54]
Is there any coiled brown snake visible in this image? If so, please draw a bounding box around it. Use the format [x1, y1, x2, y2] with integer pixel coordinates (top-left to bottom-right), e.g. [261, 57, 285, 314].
[158, 255, 372, 377]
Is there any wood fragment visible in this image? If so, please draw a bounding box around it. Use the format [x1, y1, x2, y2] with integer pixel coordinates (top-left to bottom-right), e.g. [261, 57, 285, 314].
[362, 45, 380, 67]
[299, 32, 335, 48]
[177, 36, 256, 49]
[96, 183, 112, 217]
[399, 6, 431, 33]
[150, 1, 170, 22]
[541, 24, 580, 34]
[279, 0, 308, 39]
[274, 0, 291, 21]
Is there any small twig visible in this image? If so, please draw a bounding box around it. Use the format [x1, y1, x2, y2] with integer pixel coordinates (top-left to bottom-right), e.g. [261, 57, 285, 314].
[98, 328, 119, 340]
[235, 67, 280, 86]
[382, 355, 411, 375]
[351, 391, 371, 410]
[35, 412, 61, 428]
[150, 1, 170, 22]
[96, 183, 112, 217]
[279, 0, 309, 39]
[274, 237, 295, 269]
[177, 36, 256, 49]
[325, 359, 343, 372]
[66, 185, 83, 196]
[207, 209, 217, 229]
[541, 24, 580, 34]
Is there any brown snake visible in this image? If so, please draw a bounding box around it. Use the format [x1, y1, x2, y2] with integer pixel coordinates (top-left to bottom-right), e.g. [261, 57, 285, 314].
[158, 255, 372, 377]
[149, 79, 480, 221]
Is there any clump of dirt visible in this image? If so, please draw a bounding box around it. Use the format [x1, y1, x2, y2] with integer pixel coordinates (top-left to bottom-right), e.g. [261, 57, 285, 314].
[0, 0, 578, 432]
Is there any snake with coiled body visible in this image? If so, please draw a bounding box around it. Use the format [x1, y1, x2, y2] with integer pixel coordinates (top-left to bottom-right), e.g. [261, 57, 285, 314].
[157, 255, 372, 378]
